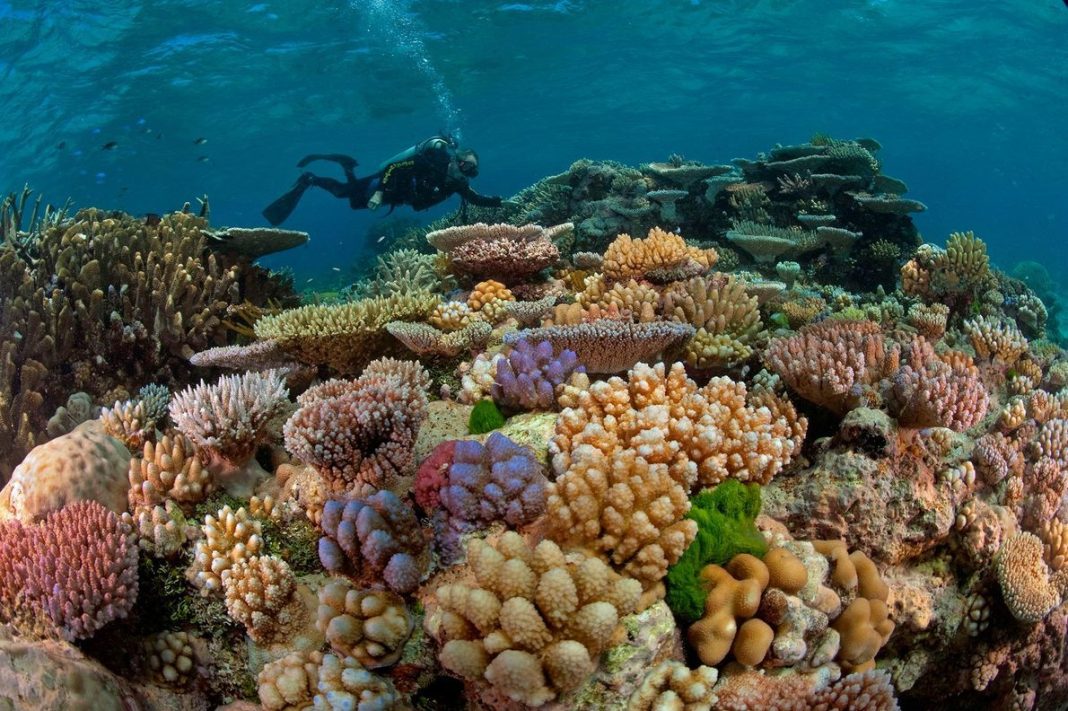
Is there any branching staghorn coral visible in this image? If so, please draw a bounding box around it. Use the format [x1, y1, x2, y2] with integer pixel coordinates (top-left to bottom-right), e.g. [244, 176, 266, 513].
[0, 207, 292, 476]
[602, 227, 717, 283]
[883, 337, 989, 431]
[318, 490, 429, 595]
[0, 500, 138, 640]
[551, 362, 804, 492]
[427, 532, 643, 707]
[169, 370, 289, 467]
[284, 358, 429, 492]
[765, 320, 900, 415]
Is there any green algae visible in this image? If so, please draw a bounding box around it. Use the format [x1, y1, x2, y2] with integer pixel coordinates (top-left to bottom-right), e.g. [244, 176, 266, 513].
[468, 399, 505, 434]
[665, 479, 767, 623]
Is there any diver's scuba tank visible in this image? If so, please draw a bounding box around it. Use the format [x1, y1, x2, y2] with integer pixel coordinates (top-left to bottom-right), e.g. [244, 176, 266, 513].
[376, 134, 458, 172]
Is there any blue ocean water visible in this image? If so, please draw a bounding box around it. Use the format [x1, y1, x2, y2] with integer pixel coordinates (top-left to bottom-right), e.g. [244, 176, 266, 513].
[2, 0, 1066, 290]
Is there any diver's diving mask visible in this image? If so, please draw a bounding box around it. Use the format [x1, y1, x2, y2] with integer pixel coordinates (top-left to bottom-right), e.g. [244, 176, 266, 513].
[456, 153, 479, 178]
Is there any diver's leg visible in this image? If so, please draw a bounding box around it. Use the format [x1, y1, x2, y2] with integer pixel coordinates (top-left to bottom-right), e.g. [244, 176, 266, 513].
[262, 173, 315, 226]
[296, 154, 358, 171]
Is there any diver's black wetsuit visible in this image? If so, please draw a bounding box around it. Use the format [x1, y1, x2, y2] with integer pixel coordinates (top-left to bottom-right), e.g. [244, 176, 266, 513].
[262, 140, 501, 226]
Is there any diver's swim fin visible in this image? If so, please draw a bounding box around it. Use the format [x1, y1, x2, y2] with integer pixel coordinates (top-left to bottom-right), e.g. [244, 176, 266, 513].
[262, 176, 312, 226]
[296, 153, 358, 171]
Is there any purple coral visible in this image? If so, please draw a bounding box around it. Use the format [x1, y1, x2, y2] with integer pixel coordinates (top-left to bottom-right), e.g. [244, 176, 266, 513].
[490, 339, 584, 412]
[319, 490, 428, 594]
[435, 432, 547, 562]
[0, 500, 138, 640]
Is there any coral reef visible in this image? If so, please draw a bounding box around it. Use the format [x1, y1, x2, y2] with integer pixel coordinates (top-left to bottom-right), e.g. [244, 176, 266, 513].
[5, 137, 1068, 709]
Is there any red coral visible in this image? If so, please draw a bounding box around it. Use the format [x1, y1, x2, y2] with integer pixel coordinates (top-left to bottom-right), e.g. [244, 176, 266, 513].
[415, 440, 456, 513]
[0, 500, 138, 640]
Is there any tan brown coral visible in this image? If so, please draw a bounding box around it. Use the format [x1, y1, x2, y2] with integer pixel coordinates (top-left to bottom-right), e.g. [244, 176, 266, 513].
[602, 227, 717, 283]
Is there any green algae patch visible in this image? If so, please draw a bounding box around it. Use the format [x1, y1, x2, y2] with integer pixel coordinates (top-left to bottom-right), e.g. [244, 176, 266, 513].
[468, 399, 505, 434]
[665, 479, 767, 623]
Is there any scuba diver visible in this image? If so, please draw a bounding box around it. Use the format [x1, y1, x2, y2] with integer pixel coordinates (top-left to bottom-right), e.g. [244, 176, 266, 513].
[262, 135, 510, 226]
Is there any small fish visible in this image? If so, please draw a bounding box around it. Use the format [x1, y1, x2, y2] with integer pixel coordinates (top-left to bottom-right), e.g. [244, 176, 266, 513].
[144, 213, 162, 226]
[193, 137, 207, 145]
[102, 141, 118, 150]
[306, 278, 314, 283]
[156, 132, 163, 140]
[331, 267, 341, 272]
[56, 141, 66, 150]
[196, 156, 211, 163]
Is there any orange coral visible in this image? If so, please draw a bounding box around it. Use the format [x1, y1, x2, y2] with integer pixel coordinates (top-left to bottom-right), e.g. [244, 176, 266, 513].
[602, 227, 717, 283]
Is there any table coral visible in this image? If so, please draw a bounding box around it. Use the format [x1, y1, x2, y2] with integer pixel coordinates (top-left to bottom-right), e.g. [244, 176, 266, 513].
[0, 500, 138, 640]
[318, 490, 429, 595]
[505, 320, 695, 374]
[253, 292, 437, 373]
[316, 579, 413, 668]
[427, 532, 642, 707]
[440, 223, 562, 281]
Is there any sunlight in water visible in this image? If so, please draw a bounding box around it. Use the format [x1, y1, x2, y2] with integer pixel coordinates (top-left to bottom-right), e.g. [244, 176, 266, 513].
[355, 0, 462, 139]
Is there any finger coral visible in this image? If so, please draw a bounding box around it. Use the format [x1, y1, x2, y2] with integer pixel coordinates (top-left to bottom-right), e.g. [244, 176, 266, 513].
[551, 362, 803, 491]
[284, 358, 429, 492]
[222, 555, 306, 644]
[318, 490, 429, 595]
[128, 433, 214, 509]
[603, 227, 717, 283]
[188, 504, 264, 595]
[661, 274, 763, 368]
[0, 500, 138, 640]
[546, 444, 696, 592]
[427, 532, 642, 707]
[628, 660, 718, 710]
[491, 339, 585, 412]
[316, 579, 413, 668]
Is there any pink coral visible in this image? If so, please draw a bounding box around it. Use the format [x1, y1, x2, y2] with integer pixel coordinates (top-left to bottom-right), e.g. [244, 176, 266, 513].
[415, 440, 456, 513]
[765, 320, 899, 415]
[284, 359, 429, 492]
[426, 222, 569, 281]
[0, 500, 138, 640]
[884, 338, 989, 431]
[169, 370, 290, 466]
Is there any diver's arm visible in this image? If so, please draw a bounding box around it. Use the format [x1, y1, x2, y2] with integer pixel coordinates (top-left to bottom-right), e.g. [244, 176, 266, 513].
[458, 184, 503, 208]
